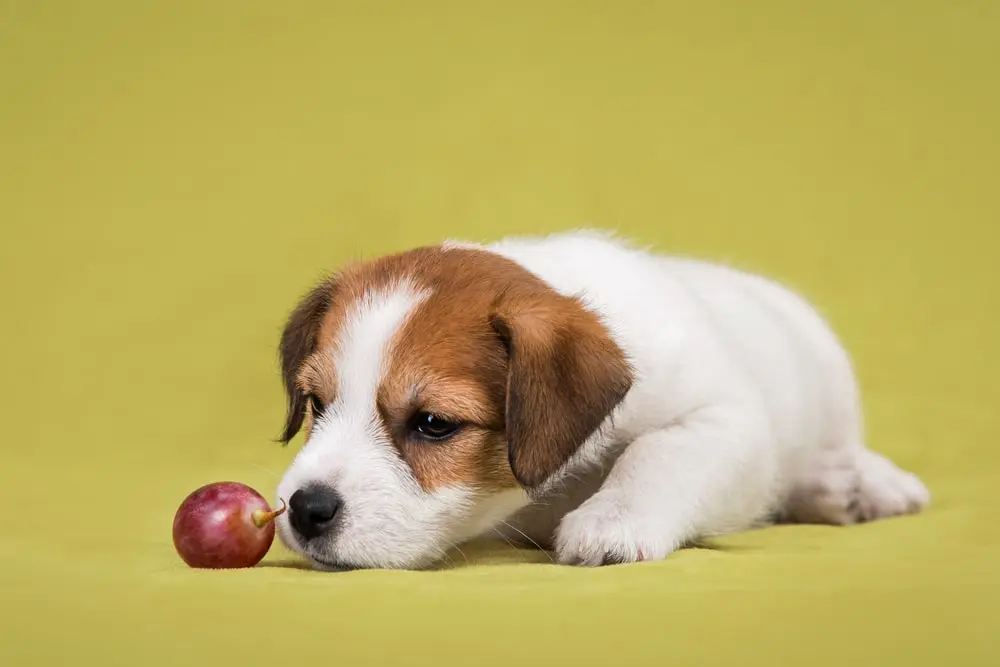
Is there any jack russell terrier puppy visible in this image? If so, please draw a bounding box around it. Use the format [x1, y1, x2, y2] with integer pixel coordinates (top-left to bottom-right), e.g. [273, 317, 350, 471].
[274, 230, 929, 570]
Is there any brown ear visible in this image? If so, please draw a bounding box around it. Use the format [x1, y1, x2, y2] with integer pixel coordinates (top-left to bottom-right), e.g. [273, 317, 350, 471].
[491, 291, 634, 487]
[278, 276, 337, 444]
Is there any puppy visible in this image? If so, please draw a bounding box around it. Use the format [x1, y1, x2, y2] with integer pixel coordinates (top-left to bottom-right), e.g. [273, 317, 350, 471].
[274, 230, 929, 570]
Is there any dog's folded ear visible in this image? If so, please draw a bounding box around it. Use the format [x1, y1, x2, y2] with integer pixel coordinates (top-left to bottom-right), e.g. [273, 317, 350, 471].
[491, 288, 634, 488]
[278, 276, 338, 444]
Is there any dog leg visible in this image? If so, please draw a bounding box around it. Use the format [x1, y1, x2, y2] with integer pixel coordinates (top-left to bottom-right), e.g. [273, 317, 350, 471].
[554, 405, 777, 566]
[782, 445, 929, 525]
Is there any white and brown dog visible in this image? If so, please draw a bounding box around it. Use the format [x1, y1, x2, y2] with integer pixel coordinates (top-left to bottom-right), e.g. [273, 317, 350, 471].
[274, 230, 929, 570]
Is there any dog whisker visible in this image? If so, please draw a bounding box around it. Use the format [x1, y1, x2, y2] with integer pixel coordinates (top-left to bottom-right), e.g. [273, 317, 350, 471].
[499, 520, 554, 563]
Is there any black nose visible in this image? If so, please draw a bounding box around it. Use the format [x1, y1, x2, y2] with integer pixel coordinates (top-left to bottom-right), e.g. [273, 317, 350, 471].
[288, 485, 342, 540]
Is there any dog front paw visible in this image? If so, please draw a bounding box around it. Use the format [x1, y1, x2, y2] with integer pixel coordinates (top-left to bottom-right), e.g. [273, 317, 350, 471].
[554, 495, 676, 566]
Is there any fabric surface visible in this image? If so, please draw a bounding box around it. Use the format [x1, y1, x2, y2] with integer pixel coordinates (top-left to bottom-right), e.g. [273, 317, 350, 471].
[2, 2, 998, 665]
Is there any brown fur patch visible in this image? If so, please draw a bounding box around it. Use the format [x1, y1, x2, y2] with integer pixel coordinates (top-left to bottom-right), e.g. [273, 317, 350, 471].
[277, 244, 635, 491]
[378, 251, 514, 492]
[490, 287, 635, 487]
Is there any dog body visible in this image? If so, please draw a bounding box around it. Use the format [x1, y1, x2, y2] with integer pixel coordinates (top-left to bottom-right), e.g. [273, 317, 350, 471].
[275, 230, 929, 569]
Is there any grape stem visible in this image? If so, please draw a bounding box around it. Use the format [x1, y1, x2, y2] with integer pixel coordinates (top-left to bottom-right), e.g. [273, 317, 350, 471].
[251, 498, 287, 528]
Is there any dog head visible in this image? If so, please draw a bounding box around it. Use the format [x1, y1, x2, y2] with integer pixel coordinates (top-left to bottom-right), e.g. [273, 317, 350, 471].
[274, 244, 633, 570]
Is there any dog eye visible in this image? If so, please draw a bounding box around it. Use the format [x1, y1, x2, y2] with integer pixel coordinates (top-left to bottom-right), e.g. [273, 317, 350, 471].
[307, 393, 325, 417]
[409, 412, 460, 441]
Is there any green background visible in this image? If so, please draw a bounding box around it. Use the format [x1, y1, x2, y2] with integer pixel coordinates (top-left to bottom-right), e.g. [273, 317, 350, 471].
[2, 1, 997, 664]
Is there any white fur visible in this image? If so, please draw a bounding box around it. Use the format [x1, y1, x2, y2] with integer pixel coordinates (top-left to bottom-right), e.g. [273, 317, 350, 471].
[489, 231, 929, 564]
[277, 230, 930, 569]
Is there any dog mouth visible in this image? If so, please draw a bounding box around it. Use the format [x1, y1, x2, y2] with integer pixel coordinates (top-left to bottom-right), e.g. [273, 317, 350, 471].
[275, 520, 352, 571]
[307, 555, 360, 572]
[301, 540, 361, 572]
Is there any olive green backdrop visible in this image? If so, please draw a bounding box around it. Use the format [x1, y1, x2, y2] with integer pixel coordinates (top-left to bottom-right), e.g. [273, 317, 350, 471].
[1, 1, 997, 665]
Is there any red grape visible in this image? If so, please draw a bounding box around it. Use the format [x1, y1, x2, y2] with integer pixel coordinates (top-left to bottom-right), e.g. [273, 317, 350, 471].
[172, 481, 286, 569]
